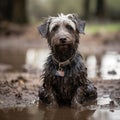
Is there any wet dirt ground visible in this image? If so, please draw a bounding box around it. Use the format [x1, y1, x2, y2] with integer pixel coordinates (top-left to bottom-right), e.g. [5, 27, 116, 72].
[0, 72, 120, 109]
[0, 73, 120, 120]
[0, 26, 120, 119]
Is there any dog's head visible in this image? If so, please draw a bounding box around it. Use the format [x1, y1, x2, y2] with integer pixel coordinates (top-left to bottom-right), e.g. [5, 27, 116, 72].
[38, 13, 85, 54]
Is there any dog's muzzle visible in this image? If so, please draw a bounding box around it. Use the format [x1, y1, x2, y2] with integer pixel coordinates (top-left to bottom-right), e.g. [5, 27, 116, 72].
[59, 36, 67, 44]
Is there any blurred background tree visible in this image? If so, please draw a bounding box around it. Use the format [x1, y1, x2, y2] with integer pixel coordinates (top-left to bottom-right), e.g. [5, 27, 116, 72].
[0, 0, 120, 24]
[83, 0, 90, 19]
[95, 0, 106, 19]
[0, 0, 27, 23]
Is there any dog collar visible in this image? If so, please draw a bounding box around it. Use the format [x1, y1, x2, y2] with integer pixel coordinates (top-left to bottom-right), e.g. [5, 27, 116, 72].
[52, 54, 75, 67]
[52, 54, 75, 77]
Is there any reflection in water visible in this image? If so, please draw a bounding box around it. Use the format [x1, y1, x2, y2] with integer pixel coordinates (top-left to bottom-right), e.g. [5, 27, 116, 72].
[100, 51, 120, 80]
[24, 49, 50, 72]
[86, 51, 120, 80]
[0, 104, 120, 120]
[24, 49, 120, 79]
[97, 95, 112, 105]
[86, 55, 97, 78]
[93, 110, 120, 120]
[37, 106, 95, 120]
[0, 48, 120, 79]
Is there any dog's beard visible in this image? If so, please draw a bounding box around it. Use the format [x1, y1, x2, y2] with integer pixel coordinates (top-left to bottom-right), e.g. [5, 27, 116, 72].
[56, 44, 71, 52]
[52, 43, 76, 62]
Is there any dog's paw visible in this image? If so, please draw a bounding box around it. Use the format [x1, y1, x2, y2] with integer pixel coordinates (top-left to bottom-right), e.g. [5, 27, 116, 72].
[71, 97, 84, 110]
[39, 86, 59, 106]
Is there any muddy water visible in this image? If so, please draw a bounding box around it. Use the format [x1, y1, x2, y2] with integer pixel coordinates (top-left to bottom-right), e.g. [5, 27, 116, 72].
[0, 89, 120, 120]
[0, 48, 120, 80]
[0, 104, 120, 120]
[0, 48, 120, 119]
[86, 51, 120, 79]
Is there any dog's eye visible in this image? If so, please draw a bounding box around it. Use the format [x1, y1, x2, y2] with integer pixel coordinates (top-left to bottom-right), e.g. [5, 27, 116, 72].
[51, 25, 59, 32]
[66, 24, 74, 31]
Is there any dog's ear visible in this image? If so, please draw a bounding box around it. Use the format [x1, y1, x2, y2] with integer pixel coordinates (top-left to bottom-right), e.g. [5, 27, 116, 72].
[76, 20, 85, 34]
[71, 14, 86, 34]
[38, 21, 49, 37]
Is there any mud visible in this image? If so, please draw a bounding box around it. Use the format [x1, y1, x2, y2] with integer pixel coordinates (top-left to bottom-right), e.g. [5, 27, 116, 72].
[0, 73, 120, 120]
[0, 26, 120, 119]
[0, 73, 41, 109]
[0, 72, 120, 109]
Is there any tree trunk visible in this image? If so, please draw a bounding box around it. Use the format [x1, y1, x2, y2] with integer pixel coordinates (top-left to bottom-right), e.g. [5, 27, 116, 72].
[0, 0, 13, 21]
[12, 0, 28, 23]
[83, 0, 90, 19]
[0, 0, 28, 23]
[96, 0, 106, 18]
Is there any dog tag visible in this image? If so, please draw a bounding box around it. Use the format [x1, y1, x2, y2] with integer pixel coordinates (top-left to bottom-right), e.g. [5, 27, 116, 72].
[55, 70, 65, 77]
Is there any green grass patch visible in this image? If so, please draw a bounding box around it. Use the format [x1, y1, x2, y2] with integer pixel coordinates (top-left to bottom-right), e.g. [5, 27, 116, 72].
[86, 23, 120, 34]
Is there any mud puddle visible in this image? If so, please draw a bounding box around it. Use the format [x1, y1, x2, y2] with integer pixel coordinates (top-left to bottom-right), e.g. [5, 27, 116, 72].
[0, 90, 120, 120]
[0, 99, 120, 120]
[0, 72, 120, 119]
[0, 48, 120, 80]
[86, 51, 120, 79]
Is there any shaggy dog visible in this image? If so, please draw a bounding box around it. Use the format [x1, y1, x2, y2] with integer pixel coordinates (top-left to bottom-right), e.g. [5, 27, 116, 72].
[38, 14, 97, 108]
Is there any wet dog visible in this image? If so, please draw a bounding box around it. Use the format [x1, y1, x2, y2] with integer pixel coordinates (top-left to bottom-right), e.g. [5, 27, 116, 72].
[38, 14, 97, 108]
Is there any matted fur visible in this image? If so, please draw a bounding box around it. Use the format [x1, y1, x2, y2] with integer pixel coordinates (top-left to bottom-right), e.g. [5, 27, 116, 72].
[38, 13, 97, 108]
[49, 14, 76, 32]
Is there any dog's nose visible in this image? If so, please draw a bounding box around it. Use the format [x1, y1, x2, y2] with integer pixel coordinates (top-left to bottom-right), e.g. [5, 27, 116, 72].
[59, 37, 67, 44]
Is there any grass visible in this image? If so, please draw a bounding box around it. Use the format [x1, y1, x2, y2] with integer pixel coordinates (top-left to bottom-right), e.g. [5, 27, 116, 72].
[86, 22, 120, 34]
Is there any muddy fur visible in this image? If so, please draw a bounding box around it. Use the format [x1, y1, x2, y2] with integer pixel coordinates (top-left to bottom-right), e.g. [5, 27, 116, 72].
[38, 13, 97, 108]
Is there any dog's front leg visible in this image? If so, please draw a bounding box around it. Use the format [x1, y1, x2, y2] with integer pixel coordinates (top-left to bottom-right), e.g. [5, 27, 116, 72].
[71, 84, 97, 109]
[71, 87, 85, 109]
[39, 86, 58, 107]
